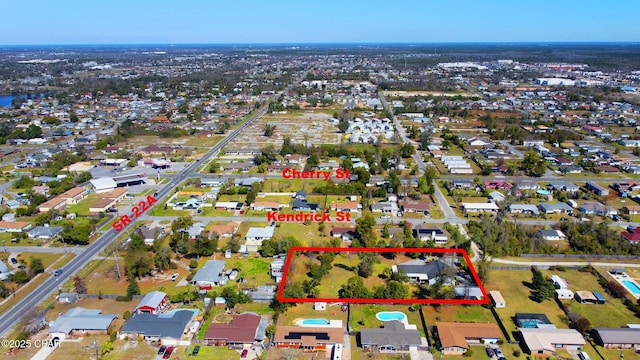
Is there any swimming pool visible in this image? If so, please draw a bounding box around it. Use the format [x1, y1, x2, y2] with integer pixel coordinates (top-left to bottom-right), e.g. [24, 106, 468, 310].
[169, 309, 199, 317]
[622, 280, 640, 295]
[376, 311, 407, 322]
[299, 318, 330, 325]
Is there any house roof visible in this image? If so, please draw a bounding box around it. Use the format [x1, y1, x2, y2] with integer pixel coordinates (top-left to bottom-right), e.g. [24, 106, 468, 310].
[396, 259, 445, 279]
[592, 328, 640, 345]
[0, 221, 31, 230]
[331, 226, 356, 235]
[209, 221, 241, 236]
[540, 230, 565, 238]
[246, 226, 275, 239]
[120, 310, 194, 339]
[192, 260, 225, 283]
[59, 187, 87, 199]
[515, 313, 552, 325]
[103, 188, 128, 199]
[253, 201, 280, 209]
[518, 328, 585, 351]
[360, 320, 421, 347]
[90, 177, 117, 190]
[205, 313, 263, 342]
[27, 226, 63, 238]
[436, 322, 502, 349]
[37, 197, 67, 209]
[48, 307, 117, 334]
[135, 291, 166, 311]
[273, 326, 344, 345]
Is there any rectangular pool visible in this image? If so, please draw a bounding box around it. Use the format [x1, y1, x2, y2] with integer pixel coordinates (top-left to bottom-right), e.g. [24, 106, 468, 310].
[622, 280, 640, 295]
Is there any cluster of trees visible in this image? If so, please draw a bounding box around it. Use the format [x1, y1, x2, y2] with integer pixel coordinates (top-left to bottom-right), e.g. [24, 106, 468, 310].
[468, 219, 547, 257]
[560, 222, 640, 256]
[338, 275, 410, 300]
[519, 151, 547, 177]
[259, 236, 302, 257]
[5, 257, 44, 287]
[168, 216, 218, 257]
[60, 219, 98, 245]
[530, 267, 556, 302]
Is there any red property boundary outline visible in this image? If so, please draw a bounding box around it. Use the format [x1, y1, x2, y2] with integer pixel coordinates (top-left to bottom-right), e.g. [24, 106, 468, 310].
[277, 247, 489, 305]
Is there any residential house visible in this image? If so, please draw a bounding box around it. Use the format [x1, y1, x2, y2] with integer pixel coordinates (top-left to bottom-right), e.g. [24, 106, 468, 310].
[392, 259, 446, 285]
[540, 230, 566, 241]
[214, 201, 243, 211]
[27, 226, 63, 240]
[370, 201, 399, 215]
[413, 225, 448, 244]
[234, 177, 262, 187]
[539, 203, 573, 215]
[292, 199, 319, 211]
[134, 291, 168, 314]
[331, 226, 356, 241]
[273, 326, 344, 352]
[204, 313, 267, 346]
[245, 225, 275, 251]
[462, 202, 499, 213]
[139, 145, 174, 156]
[621, 227, 640, 243]
[484, 180, 513, 191]
[585, 182, 610, 196]
[251, 201, 281, 211]
[271, 257, 286, 282]
[0, 261, 11, 281]
[489, 191, 506, 203]
[591, 328, 640, 349]
[518, 328, 585, 356]
[579, 201, 617, 217]
[509, 204, 540, 216]
[399, 200, 431, 215]
[208, 221, 240, 238]
[436, 322, 502, 355]
[185, 222, 206, 240]
[191, 260, 226, 290]
[331, 201, 361, 212]
[0, 221, 32, 233]
[548, 181, 580, 193]
[623, 206, 640, 216]
[360, 320, 422, 353]
[137, 225, 163, 246]
[48, 307, 117, 340]
[247, 285, 277, 302]
[119, 310, 194, 346]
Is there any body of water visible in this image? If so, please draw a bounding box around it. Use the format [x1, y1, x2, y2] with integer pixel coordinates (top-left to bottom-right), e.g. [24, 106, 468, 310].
[0, 94, 45, 107]
[622, 280, 640, 295]
[376, 311, 407, 322]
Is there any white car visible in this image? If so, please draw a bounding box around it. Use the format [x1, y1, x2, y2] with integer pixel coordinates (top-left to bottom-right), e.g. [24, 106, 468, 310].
[170, 273, 180, 281]
[380, 215, 391, 219]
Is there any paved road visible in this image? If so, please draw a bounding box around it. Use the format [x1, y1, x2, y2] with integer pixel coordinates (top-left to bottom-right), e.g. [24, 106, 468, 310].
[490, 257, 640, 268]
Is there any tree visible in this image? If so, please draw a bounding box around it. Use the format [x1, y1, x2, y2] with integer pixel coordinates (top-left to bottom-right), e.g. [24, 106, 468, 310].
[400, 143, 415, 158]
[154, 246, 173, 271]
[419, 130, 432, 150]
[339, 276, 371, 298]
[124, 251, 154, 278]
[12, 270, 29, 284]
[574, 317, 591, 334]
[28, 257, 44, 277]
[101, 340, 114, 356]
[337, 119, 350, 133]
[358, 261, 373, 278]
[531, 267, 555, 302]
[354, 212, 377, 248]
[263, 123, 276, 137]
[126, 275, 140, 298]
[73, 276, 87, 294]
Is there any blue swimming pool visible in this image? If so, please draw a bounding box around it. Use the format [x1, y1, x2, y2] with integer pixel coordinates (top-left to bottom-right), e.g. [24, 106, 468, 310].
[300, 318, 330, 325]
[623, 280, 640, 295]
[376, 311, 407, 322]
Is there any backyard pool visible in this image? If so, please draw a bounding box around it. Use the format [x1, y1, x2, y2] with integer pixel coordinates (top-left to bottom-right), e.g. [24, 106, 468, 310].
[298, 318, 330, 326]
[623, 280, 640, 295]
[169, 308, 199, 317]
[376, 311, 407, 322]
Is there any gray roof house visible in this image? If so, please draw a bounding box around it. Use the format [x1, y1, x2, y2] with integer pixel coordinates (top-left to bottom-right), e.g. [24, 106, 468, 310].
[27, 226, 63, 240]
[509, 204, 540, 215]
[48, 307, 117, 340]
[360, 320, 422, 353]
[57, 292, 80, 304]
[539, 202, 574, 214]
[191, 260, 225, 288]
[548, 181, 580, 192]
[591, 328, 640, 349]
[393, 259, 446, 285]
[119, 310, 194, 346]
[0, 261, 12, 281]
[186, 222, 206, 239]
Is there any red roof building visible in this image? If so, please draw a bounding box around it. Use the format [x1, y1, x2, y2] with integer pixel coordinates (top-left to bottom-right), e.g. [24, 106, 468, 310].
[204, 313, 264, 346]
[621, 228, 640, 243]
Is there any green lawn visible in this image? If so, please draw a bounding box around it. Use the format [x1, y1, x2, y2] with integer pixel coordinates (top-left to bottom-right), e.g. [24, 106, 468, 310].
[349, 304, 427, 336]
[263, 178, 324, 193]
[65, 193, 100, 216]
[225, 257, 272, 286]
[273, 222, 329, 246]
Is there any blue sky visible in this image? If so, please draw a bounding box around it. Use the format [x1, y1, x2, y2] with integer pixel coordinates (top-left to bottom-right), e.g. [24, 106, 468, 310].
[1, 0, 638, 45]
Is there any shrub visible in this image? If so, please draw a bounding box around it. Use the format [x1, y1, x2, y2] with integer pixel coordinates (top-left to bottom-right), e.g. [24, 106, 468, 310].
[463, 349, 473, 357]
[189, 259, 198, 268]
[514, 349, 521, 357]
[123, 310, 131, 320]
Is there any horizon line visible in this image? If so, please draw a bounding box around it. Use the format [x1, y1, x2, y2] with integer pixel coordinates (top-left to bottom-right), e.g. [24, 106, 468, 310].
[2, 40, 640, 48]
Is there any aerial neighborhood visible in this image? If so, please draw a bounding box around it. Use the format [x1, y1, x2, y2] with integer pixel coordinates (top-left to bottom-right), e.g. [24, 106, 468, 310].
[0, 43, 638, 360]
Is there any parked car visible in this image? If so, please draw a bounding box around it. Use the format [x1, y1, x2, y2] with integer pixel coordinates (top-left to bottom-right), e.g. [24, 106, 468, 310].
[54, 269, 63, 276]
[241, 349, 249, 358]
[495, 348, 504, 358]
[486, 347, 496, 357]
[380, 215, 390, 219]
[578, 352, 591, 360]
[10, 258, 17, 264]
[170, 273, 179, 281]
[163, 346, 174, 359]
[157, 345, 166, 355]
[191, 345, 200, 356]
